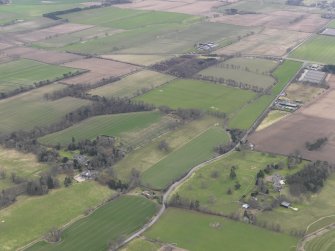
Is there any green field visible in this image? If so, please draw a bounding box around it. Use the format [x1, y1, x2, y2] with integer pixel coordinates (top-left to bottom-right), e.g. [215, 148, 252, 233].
[60, 7, 194, 29]
[0, 84, 90, 134]
[114, 116, 220, 182]
[0, 59, 78, 93]
[198, 57, 277, 89]
[135, 79, 257, 114]
[305, 229, 335, 251]
[145, 208, 298, 251]
[141, 127, 230, 190]
[120, 238, 160, 251]
[89, 70, 175, 99]
[38, 111, 162, 146]
[289, 35, 335, 64]
[33, 27, 120, 49]
[27, 196, 158, 251]
[0, 182, 114, 251]
[0, 147, 47, 190]
[174, 151, 288, 214]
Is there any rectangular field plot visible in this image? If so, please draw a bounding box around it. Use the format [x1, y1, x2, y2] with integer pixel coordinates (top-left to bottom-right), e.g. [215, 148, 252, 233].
[0, 84, 90, 134]
[120, 22, 255, 54]
[0, 59, 79, 93]
[114, 116, 220, 181]
[89, 70, 175, 98]
[101, 54, 171, 66]
[174, 151, 287, 214]
[61, 58, 140, 85]
[27, 196, 158, 251]
[289, 35, 335, 64]
[60, 6, 193, 29]
[141, 127, 230, 190]
[0, 182, 114, 251]
[33, 27, 123, 49]
[38, 111, 162, 146]
[217, 28, 310, 57]
[135, 79, 257, 114]
[198, 57, 277, 90]
[14, 23, 93, 43]
[145, 208, 298, 251]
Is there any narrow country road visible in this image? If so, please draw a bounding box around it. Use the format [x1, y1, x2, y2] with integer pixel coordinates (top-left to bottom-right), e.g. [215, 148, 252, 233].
[117, 61, 303, 250]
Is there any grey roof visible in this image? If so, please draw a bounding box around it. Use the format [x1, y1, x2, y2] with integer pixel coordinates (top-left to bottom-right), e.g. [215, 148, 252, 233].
[300, 70, 326, 84]
[321, 28, 335, 36]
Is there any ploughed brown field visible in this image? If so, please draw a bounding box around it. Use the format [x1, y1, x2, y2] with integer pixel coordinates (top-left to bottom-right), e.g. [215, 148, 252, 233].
[249, 74, 335, 163]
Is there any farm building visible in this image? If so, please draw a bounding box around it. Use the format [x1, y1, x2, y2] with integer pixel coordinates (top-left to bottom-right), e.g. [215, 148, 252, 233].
[299, 69, 326, 84]
[274, 99, 300, 111]
[280, 201, 291, 208]
[321, 28, 335, 36]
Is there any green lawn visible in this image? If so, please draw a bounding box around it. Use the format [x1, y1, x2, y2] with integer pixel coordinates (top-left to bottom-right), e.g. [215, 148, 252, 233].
[89, 70, 175, 99]
[141, 127, 230, 190]
[0, 59, 78, 93]
[0, 182, 114, 251]
[145, 208, 298, 251]
[26, 196, 158, 251]
[289, 35, 335, 64]
[0, 84, 90, 134]
[135, 79, 257, 114]
[174, 151, 288, 215]
[38, 111, 162, 146]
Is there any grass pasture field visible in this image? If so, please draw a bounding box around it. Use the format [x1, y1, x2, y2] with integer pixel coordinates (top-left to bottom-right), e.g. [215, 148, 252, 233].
[145, 208, 298, 251]
[27, 196, 158, 251]
[0, 147, 47, 190]
[135, 79, 257, 114]
[114, 116, 220, 182]
[141, 127, 230, 190]
[198, 57, 277, 89]
[0, 84, 90, 134]
[60, 7, 194, 29]
[89, 70, 175, 98]
[120, 22, 256, 54]
[0, 182, 114, 251]
[305, 229, 335, 251]
[0, 59, 79, 93]
[38, 111, 162, 146]
[290, 35, 335, 64]
[120, 238, 161, 251]
[173, 151, 287, 215]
